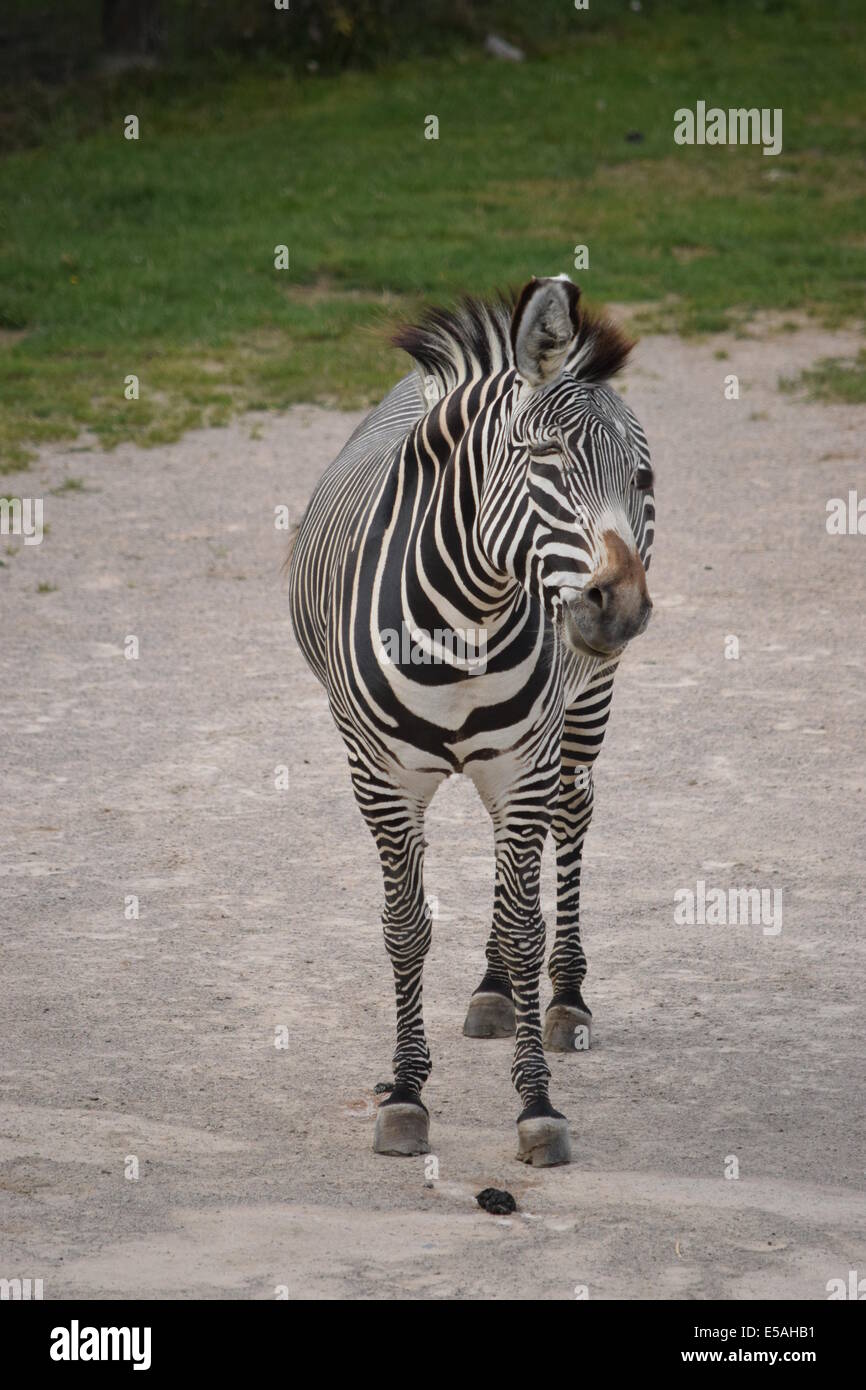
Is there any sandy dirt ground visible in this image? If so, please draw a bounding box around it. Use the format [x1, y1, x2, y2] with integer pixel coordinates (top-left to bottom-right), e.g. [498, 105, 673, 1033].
[2, 326, 864, 1301]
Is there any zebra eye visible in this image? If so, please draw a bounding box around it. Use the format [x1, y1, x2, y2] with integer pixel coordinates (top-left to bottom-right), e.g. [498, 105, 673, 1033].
[529, 446, 561, 462]
[632, 465, 654, 491]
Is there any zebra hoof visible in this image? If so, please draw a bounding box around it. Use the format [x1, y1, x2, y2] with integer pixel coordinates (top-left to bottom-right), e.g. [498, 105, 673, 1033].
[515, 1115, 573, 1168]
[463, 991, 516, 1038]
[543, 1004, 592, 1052]
[373, 1101, 430, 1157]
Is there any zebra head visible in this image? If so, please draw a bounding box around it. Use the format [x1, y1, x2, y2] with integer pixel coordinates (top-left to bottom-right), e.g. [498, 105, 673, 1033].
[481, 276, 654, 660]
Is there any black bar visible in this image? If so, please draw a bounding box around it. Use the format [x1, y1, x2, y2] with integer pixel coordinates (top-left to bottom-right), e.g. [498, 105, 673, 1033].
[7, 1298, 862, 1373]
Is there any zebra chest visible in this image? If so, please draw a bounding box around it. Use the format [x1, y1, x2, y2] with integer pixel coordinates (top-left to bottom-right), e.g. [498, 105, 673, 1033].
[383, 669, 560, 774]
[344, 629, 571, 774]
[394, 667, 523, 730]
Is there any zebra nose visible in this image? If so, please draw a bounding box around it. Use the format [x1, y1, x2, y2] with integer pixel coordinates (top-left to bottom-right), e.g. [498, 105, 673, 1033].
[570, 580, 651, 650]
[584, 582, 610, 613]
[566, 534, 651, 653]
[583, 578, 651, 629]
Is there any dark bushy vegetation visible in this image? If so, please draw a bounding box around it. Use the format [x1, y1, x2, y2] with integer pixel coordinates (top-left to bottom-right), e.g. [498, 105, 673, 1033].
[0, 1, 821, 85]
[0, 0, 838, 152]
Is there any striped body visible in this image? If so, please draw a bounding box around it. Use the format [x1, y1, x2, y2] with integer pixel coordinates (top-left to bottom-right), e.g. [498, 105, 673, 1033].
[289, 278, 654, 1155]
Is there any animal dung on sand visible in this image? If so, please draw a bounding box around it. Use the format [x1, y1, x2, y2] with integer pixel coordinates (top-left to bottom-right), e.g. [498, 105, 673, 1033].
[476, 1188, 517, 1215]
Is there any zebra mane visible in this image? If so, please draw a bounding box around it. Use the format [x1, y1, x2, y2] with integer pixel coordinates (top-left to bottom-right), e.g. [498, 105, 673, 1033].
[393, 288, 633, 396]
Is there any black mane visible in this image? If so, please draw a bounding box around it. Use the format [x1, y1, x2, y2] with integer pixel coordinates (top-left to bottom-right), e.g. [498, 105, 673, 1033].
[393, 287, 633, 394]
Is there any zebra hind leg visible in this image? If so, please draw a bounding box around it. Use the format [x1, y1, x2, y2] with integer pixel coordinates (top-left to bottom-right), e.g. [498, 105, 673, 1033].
[463, 910, 515, 1038]
[545, 740, 600, 1052]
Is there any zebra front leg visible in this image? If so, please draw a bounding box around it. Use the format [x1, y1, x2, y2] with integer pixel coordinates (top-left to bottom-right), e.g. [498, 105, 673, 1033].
[352, 768, 437, 1156]
[545, 757, 595, 1052]
[492, 813, 572, 1167]
[463, 878, 516, 1039]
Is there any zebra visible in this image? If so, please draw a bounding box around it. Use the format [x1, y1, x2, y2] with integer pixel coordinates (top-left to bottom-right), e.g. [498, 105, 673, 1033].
[288, 275, 654, 1166]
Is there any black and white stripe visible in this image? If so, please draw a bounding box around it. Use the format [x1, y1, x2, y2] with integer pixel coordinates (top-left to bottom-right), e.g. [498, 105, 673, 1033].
[289, 276, 654, 1135]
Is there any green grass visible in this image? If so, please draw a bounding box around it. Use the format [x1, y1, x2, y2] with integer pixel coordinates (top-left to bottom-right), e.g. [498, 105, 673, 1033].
[1, 1, 864, 469]
[780, 348, 866, 403]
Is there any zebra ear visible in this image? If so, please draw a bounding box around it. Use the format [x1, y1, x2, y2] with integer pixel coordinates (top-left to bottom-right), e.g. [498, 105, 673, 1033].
[511, 276, 581, 388]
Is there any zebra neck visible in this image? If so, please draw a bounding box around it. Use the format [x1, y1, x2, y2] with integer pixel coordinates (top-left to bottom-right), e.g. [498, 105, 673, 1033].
[403, 376, 526, 641]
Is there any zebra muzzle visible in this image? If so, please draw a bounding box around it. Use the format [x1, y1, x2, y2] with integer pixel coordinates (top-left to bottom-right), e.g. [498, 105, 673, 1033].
[561, 534, 652, 656]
